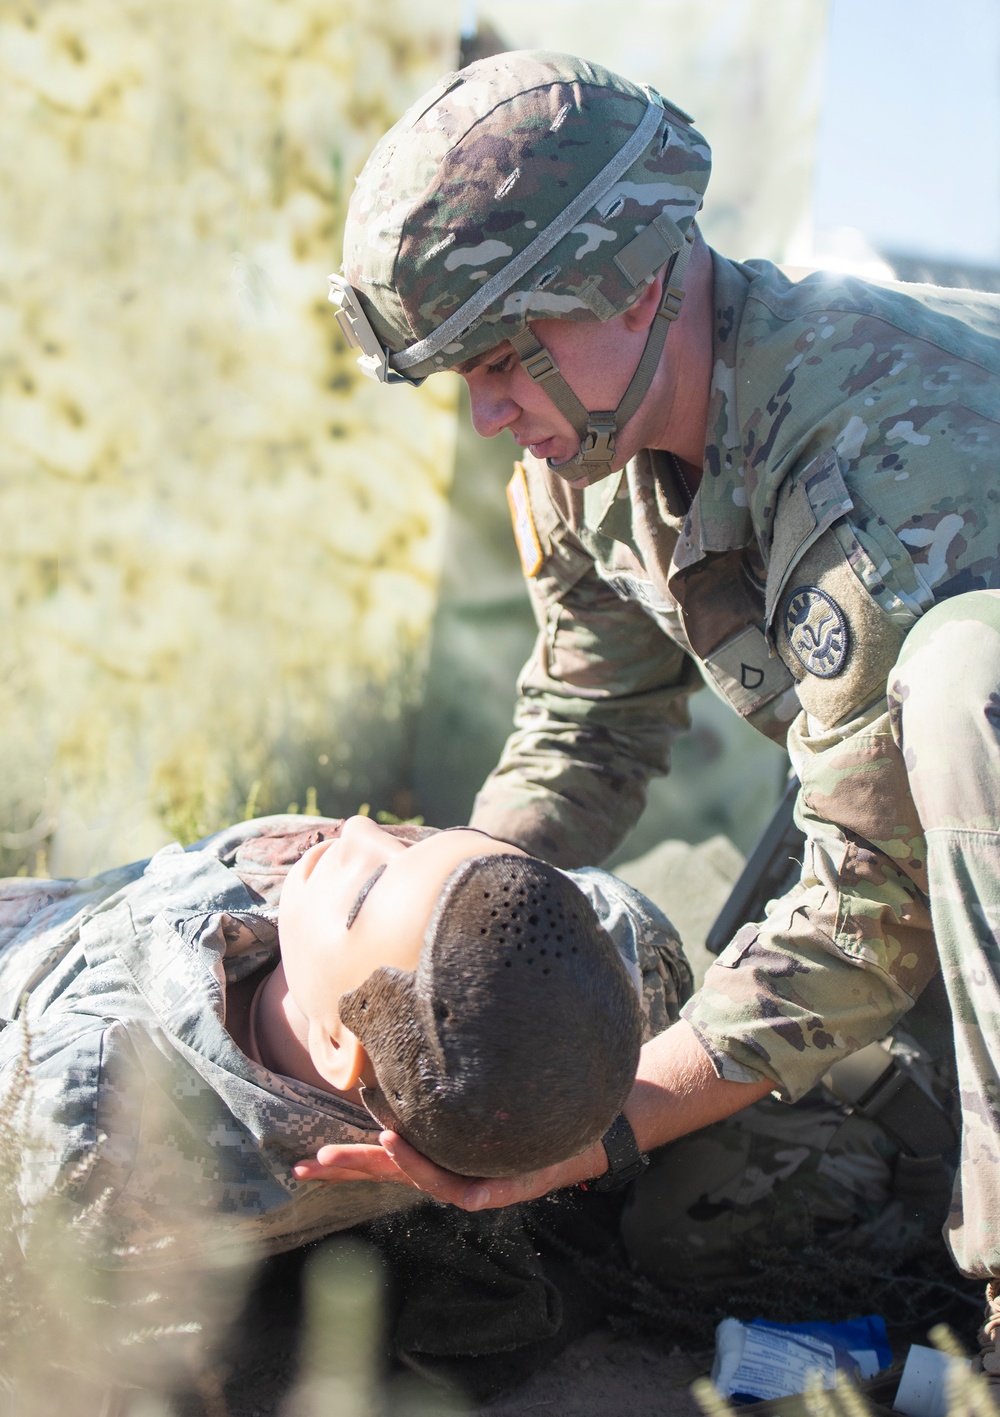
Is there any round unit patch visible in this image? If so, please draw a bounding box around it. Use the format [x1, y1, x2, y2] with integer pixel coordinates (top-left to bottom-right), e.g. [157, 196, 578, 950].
[784, 586, 849, 678]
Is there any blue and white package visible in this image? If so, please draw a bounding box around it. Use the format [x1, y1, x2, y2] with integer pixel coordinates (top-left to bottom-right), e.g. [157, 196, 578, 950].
[711, 1315, 893, 1403]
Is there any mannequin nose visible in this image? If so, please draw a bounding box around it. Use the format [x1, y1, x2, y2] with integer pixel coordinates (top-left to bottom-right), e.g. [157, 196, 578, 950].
[339, 814, 385, 852]
[338, 813, 409, 871]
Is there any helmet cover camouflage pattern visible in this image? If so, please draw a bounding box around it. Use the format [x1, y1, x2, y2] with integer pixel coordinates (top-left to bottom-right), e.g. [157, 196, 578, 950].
[341, 50, 711, 381]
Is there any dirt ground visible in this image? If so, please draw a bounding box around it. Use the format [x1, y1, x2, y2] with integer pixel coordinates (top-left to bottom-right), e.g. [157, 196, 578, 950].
[471, 1331, 708, 1417]
[193, 1237, 982, 1417]
[182, 1234, 716, 1417]
[207, 1293, 712, 1417]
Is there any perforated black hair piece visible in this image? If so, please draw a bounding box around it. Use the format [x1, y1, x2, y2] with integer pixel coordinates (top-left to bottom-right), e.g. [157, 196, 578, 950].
[339, 852, 642, 1177]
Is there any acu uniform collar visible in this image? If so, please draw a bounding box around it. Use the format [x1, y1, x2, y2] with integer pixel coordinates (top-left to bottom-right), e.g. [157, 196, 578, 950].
[579, 252, 757, 568]
[574, 251, 781, 582]
[669, 250, 757, 575]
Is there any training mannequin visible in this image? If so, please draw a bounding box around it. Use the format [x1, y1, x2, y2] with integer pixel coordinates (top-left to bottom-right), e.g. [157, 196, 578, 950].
[232, 826, 540, 1107]
[0, 813, 690, 1264]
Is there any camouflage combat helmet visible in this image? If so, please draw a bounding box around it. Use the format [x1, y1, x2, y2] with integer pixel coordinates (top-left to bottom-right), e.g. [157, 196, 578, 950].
[331, 50, 711, 485]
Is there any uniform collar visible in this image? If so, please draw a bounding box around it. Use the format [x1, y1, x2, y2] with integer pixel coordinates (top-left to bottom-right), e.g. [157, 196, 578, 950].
[578, 251, 755, 565]
[106, 843, 274, 1035]
[671, 250, 756, 572]
[583, 470, 642, 548]
[582, 471, 622, 529]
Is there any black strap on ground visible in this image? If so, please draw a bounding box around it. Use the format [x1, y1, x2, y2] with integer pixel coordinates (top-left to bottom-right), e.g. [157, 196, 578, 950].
[824, 1042, 958, 1159]
[706, 774, 805, 955]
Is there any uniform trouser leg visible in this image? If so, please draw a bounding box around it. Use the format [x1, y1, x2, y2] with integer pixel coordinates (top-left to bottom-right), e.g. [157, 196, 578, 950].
[889, 589, 1000, 1278]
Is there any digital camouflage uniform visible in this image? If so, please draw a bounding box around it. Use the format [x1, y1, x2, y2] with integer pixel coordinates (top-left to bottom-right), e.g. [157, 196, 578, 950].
[470, 253, 1000, 1277]
[0, 814, 689, 1270]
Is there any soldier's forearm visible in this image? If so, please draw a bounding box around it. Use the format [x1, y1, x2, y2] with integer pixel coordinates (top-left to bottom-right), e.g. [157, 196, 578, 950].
[506, 1019, 773, 1200]
[470, 774, 647, 867]
[471, 696, 689, 865]
[625, 1019, 772, 1152]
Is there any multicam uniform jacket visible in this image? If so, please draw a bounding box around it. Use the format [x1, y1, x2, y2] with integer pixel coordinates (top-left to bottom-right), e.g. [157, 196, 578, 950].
[0, 815, 688, 1268]
[471, 249, 1000, 1103]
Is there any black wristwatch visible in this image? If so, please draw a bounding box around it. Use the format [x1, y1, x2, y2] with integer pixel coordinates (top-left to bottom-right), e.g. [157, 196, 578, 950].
[588, 1112, 649, 1192]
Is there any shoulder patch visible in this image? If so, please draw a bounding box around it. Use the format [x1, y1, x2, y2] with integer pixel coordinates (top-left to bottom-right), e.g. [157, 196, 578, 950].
[784, 586, 849, 678]
[507, 461, 543, 577]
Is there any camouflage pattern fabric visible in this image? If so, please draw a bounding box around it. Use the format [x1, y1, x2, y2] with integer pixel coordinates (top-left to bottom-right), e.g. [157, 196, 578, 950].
[341, 50, 710, 379]
[0, 816, 688, 1270]
[885, 591, 1000, 1278]
[620, 1085, 954, 1289]
[469, 253, 1000, 1271]
[623, 963, 959, 1287]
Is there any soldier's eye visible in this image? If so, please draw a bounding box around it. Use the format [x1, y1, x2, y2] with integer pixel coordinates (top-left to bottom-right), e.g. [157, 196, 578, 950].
[485, 354, 515, 376]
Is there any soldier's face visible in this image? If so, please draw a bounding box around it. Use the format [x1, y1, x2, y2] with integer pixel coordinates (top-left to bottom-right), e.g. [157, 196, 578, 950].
[459, 308, 651, 465]
[278, 818, 523, 1044]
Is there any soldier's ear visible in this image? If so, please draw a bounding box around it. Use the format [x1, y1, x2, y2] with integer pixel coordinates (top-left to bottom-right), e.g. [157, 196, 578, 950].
[622, 270, 665, 333]
[309, 1020, 367, 1093]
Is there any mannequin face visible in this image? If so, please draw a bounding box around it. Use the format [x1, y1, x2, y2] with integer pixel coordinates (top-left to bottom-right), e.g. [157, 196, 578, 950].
[278, 817, 524, 1088]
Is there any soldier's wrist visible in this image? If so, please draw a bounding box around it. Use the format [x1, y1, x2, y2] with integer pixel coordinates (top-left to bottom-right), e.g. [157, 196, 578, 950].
[579, 1113, 648, 1193]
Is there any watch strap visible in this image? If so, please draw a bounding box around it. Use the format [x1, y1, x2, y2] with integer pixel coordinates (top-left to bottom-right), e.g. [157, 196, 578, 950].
[590, 1112, 649, 1192]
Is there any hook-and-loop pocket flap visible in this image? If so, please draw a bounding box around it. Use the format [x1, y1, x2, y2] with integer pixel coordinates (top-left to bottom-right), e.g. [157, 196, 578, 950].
[764, 447, 854, 631]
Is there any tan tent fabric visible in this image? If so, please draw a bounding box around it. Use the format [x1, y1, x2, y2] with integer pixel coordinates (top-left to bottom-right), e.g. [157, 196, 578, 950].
[0, 0, 462, 875]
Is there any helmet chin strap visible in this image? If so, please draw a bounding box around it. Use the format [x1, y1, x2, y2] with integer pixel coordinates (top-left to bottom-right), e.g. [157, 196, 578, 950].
[508, 228, 695, 489]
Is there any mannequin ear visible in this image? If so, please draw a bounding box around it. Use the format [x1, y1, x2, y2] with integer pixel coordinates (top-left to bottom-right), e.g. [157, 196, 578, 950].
[622, 270, 665, 333]
[309, 1021, 368, 1093]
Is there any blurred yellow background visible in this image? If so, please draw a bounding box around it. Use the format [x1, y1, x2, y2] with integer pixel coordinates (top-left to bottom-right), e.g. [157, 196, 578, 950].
[1, 0, 845, 877]
[1, 0, 463, 875]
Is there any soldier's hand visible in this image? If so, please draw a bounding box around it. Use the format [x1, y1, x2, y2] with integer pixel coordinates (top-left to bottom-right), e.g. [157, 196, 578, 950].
[294, 1130, 603, 1208]
[292, 1140, 419, 1189]
[377, 1132, 570, 1210]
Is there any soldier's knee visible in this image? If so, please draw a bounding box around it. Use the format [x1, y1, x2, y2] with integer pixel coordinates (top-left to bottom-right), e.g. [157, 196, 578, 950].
[889, 591, 1000, 761]
[619, 1098, 896, 1288]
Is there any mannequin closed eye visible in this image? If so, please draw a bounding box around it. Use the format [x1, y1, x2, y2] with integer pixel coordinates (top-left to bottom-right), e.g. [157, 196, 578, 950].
[345, 864, 387, 929]
[342, 828, 496, 933]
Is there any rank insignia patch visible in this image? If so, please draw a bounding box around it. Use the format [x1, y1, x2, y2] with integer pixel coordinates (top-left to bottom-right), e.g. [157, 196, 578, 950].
[784, 586, 849, 677]
[507, 462, 543, 577]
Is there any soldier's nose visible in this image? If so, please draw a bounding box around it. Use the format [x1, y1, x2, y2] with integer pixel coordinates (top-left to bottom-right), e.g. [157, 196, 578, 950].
[467, 385, 517, 440]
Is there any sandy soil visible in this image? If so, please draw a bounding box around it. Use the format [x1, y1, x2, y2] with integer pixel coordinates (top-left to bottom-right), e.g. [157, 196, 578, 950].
[192, 1241, 715, 1417]
[473, 1331, 707, 1417]
[209, 1310, 711, 1417]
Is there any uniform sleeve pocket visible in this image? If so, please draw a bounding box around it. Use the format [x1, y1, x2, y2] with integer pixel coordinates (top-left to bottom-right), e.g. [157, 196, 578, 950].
[715, 921, 760, 968]
[764, 447, 854, 626]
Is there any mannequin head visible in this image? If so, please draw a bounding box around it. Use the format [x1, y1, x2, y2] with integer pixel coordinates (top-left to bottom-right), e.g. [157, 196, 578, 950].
[277, 818, 643, 1176]
[277, 818, 524, 1093]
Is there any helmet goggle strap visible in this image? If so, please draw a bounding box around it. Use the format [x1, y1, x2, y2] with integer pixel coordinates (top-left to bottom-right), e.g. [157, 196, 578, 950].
[509, 226, 695, 488]
[328, 275, 422, 386]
